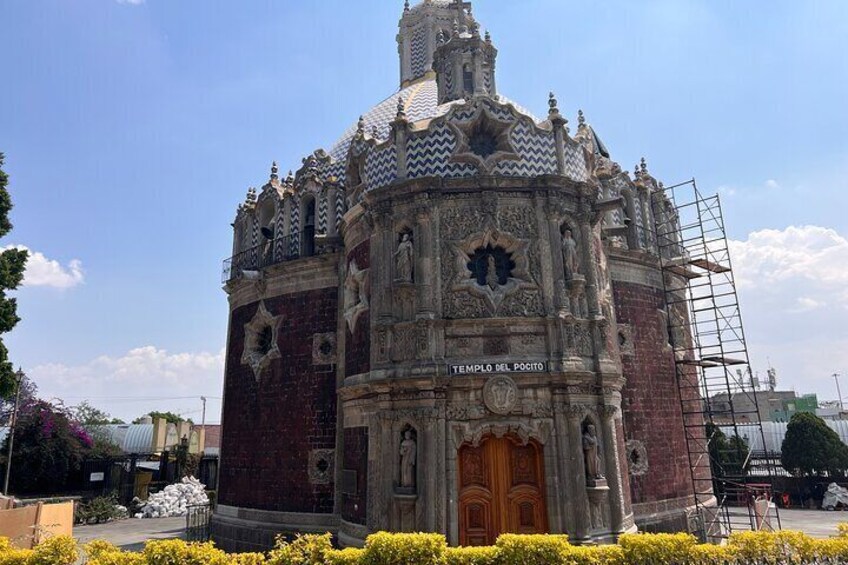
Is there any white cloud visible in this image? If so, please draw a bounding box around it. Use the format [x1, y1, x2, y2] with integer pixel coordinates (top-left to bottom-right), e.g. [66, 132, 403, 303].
[29, 346, 225, 422]
[764, 179, 780, 190]
[2, 245, 84, 289]
[116, 0, 145, 4]
[729, 225, 848, 300]
[729, 225, 848, 401]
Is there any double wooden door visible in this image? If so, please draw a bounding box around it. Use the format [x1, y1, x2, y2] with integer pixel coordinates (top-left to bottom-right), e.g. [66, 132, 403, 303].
[458, 435, 548, 546]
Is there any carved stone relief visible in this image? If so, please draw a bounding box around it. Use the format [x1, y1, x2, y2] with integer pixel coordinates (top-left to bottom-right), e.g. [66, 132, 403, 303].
[241, 302, 282, 382]
[312, 332, 337, 365]
[625, 439, 649, 477]
[482, 375, 518, 415]
[307, 449, 335, 485]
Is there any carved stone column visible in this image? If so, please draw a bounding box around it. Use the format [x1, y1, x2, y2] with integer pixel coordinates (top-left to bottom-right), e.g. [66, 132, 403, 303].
[415, 205, 435, 319]
[578, 213, 600, 317]
[371, 203, 395, 323]
[563, 404, 592, 541]
[599, 405, 626, 535]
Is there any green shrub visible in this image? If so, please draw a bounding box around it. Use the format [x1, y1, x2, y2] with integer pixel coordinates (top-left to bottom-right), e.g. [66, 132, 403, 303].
[324, 548, 365, 565]
[495, 534, 571, 565]
[361, 532, 447, 565]
[444, 545, 499, 565]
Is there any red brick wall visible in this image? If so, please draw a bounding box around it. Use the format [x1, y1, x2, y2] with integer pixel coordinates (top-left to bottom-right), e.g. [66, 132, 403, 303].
[612, 281, 695, 505]
[342, 427, 368, 525]
[345, 241, 370, 378]
[219, 287, 338, 513]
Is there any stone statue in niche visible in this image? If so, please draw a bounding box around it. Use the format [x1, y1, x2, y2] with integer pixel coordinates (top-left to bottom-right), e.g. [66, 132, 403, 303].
[399, 429, 417, 489]
[561, 228, 579, 279]
[485, 254, 498, 290]
[582, 423, 604, 483]
[343, 260, 369, 333]
[394, 232, 414, 283]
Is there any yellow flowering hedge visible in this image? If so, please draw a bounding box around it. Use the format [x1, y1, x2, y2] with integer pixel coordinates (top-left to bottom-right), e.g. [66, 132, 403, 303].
[2, 527, 848, 564]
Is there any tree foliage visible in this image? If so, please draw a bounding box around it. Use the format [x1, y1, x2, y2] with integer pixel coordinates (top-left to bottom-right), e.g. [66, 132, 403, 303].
[781, 412, 848, 476]
[0, 374, 36, 425]
[0, 153, 28, 398]
[133, 411, 192, 425]
[71, 400, 125, 425]
[1, 400, 92, 494]
[706, 422, 750, 477]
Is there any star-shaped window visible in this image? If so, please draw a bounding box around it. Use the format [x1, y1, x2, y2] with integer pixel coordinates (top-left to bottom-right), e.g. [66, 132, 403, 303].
[449, 105, 519, 174]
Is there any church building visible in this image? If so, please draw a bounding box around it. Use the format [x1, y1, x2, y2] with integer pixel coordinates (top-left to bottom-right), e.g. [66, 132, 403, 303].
[213, 0, 708, 551]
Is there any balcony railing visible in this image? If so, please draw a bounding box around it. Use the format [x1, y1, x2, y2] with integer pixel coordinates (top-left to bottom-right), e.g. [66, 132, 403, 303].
[222, 228, 316, 283]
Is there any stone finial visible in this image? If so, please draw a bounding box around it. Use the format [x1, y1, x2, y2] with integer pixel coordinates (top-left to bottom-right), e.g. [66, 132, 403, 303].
[634, 164, 640, 178]
[286, 170, 294, 185]
[371, 125, 380, 138]
[404, 0, 410, 11]
[396, 96, 407, 120]
[548, 92, 559, 115]
[640, 157, 649, 176]
[357, 115, 365, 133]
[245, 187, 257, 204]
[270, 161, 279, 180]
[484, 30, 491, 43]
[437, 28, 446, 44]
[578, 109, 586, 127]
[452, 19, 460, 36]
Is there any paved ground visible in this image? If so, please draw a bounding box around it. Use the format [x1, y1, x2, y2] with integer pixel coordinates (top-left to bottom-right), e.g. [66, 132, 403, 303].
[74, 517, 185, 552]
[776, 508, 848, 538]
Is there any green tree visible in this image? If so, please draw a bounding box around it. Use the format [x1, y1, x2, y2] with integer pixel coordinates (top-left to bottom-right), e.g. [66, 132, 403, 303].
[706, 422, 750, 477]
[71, 400, 125, 425]
[70, 401, 124, 458]
[1, 400, 91, 494]
[133, 411, 192, 425]
[0, 153, 28, 398]
[781, 412, 848, 476]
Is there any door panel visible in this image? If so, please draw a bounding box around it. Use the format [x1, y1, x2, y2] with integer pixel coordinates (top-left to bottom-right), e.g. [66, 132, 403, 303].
[459, 435, 548, 546]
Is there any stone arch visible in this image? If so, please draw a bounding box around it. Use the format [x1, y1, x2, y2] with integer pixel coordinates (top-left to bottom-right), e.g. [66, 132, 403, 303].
[452, 420, 552, 450]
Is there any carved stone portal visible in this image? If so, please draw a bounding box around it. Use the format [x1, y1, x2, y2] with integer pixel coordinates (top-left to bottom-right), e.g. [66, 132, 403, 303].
[483, 375, 518, 415]
[241, 301, 282, 382]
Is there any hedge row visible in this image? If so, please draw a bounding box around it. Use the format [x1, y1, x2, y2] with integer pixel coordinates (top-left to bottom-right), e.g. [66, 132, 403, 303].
[5, 529, 848, 565]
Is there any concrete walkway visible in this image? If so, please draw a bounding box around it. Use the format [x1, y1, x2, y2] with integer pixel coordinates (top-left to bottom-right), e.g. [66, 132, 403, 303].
[74, 517, 185, 552]
[776, 508, 848, 538]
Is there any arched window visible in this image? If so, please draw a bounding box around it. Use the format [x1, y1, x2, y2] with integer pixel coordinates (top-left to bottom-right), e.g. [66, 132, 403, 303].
[301, 195, 316, 257]
[463, 64, 474, 94]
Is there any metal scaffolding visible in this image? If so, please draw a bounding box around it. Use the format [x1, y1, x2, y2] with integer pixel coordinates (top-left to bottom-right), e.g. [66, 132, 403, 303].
[651, 179, 780, 540]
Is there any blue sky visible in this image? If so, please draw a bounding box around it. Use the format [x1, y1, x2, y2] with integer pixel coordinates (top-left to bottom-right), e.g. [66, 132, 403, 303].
[1, 0, 846, 422]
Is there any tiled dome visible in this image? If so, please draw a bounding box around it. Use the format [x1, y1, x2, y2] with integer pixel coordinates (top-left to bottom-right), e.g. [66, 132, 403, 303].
[328, 78, 538, 161]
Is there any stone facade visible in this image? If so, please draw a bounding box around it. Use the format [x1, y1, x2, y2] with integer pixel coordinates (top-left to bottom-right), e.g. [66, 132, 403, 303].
[213, 0, 708, 552]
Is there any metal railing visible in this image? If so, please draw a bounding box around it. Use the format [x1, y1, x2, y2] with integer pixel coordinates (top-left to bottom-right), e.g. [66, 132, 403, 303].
[222, 228, 316, 283]
[185, 503, 212, 542]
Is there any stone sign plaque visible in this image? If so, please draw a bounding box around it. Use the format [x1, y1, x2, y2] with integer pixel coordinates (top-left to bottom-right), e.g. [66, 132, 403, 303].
[449, 361, 547, 376]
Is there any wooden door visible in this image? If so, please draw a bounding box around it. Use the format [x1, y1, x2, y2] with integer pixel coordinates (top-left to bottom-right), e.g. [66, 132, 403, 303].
[458, 435, 548, 546]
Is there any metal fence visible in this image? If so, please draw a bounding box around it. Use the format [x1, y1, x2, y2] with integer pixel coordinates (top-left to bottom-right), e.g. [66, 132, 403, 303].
[222, 229, 316, 283]
[185, 503, 212, 542]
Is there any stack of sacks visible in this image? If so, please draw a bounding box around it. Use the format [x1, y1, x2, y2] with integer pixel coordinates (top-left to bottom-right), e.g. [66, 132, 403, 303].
[134, 476, 209, 519]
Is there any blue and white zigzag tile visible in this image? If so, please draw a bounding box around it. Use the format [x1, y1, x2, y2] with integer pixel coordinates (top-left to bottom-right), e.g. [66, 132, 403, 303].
[496, 121, 558, 177]
[365, 144, 397, 189]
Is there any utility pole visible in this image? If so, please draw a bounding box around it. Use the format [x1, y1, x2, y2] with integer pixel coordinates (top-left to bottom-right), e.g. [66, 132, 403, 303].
[834, 373, 844, 412]
[3, 369, 25, 496]
[200, 396, 207, 453]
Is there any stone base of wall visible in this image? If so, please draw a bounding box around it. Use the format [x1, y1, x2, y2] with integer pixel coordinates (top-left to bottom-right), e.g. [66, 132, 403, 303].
[211, 505, 340, 553]
[632, 495, 702, 534]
